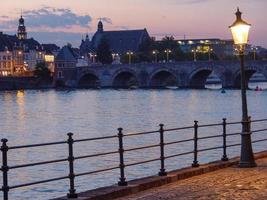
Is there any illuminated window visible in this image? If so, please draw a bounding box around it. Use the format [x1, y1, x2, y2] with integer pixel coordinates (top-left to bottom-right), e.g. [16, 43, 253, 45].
[45, 55, 55, 62]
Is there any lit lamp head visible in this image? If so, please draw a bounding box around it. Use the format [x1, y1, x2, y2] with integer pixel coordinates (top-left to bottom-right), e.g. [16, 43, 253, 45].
[229, 8, 251, 45]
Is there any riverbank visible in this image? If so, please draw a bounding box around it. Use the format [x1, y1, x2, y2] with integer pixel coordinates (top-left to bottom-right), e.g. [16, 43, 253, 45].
[0, 77, 53, 90]
[54, 151, 267, 200]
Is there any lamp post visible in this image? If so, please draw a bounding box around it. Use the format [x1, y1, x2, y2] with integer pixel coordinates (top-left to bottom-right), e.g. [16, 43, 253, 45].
[152, 50, 159, 63]
[208, 48, 213, 61]
[90, 53, 97, 63]
[126, 51, 133, 64]
[164, 49, 171, 62]
[191, 48, 198, 62]
[251, 46, 258, 60]
[229, 8, 256, 168]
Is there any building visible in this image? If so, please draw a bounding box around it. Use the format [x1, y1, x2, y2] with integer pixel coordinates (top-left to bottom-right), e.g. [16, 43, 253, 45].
[0, 16, 58, 77]
[55, 45, 78, 86]
[79, 20, 151, 57]
[176, 38, 236, 58]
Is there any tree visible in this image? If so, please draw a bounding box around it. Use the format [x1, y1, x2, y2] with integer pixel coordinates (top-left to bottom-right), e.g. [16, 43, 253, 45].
[34, 62, 51, 80]
[97, 37, 113, 64]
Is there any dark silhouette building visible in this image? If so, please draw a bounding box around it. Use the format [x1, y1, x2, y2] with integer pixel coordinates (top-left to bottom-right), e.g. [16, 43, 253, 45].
[80, 21, 150, 56]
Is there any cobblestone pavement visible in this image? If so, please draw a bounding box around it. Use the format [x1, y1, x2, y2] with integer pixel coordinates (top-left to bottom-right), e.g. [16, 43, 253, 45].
[115, 158, 267, 200]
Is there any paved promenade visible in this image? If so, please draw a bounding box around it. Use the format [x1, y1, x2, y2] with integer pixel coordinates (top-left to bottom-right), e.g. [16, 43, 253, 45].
[115, 157, 267, 200]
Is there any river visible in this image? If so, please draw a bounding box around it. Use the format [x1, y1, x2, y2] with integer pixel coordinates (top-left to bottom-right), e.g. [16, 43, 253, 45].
[0, 83, 267, 199]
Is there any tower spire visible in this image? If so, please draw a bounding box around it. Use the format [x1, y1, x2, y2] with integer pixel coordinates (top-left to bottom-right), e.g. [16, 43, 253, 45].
[17, 14, 27, 40]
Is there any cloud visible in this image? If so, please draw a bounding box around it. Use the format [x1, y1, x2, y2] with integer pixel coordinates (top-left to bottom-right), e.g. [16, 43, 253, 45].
[98, 17, 113, 24]
[0, 6, 92, 31]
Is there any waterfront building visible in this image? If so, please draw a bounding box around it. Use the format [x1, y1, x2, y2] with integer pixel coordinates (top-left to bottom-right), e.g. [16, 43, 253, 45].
[176, 38, 235, 58]
[79, 20, 151, 58]
[0, 16, 58, 76]
[55, 45, 78, 86]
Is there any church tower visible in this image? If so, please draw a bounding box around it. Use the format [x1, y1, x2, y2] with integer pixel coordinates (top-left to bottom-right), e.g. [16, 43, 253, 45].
[97, 20, 104, 33]
[17, 15, 27, 40]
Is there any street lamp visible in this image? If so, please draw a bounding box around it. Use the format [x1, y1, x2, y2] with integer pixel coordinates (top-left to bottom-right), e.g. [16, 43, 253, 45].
[229, 8, 256, 168]
[191, 48, 198, 62]
[251, 46, 258, 61]
[126, 51, 133, 64]
[164, 49, 171, 62]
[208, 48, 213, 61]
[90, 53, 97, 63]
[152, 50, 159, 63]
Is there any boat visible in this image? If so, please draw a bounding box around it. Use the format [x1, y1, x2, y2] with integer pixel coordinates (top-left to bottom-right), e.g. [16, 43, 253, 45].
[165, 86, 178, 90]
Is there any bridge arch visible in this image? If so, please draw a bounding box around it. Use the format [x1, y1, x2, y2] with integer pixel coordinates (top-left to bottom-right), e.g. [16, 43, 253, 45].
[233, 67, 258, 89]
[149, 69, 178, 88]
[188, 67, 215, 89]
[112, 69, 139, 88]
[77, 71, 100, 88]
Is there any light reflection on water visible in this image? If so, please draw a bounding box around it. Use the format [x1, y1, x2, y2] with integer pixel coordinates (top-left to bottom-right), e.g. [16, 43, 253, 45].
[0, 85, 267, 200]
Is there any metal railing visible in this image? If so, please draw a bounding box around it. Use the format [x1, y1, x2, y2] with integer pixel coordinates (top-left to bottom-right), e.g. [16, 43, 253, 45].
[1, 118, 267, 200]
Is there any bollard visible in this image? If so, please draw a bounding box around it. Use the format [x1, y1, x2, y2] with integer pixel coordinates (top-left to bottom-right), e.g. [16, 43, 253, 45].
[158, 124, 167, 176]
[118, 128, 127, 186]
[1, 138, 9, 200]
[221, 118, 229, 161]
[192, 121, 199, 167]
[67, 133, 77, 198]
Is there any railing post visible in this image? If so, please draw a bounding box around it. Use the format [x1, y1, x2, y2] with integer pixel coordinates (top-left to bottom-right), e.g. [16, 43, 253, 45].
[221, 118, 229, 161]
[67, 133, 77, 198]
[118, 128, 127, 186]
[1, 139, 9, 200]
[192, 121, 199, 167]
[158, 124, 167, 176]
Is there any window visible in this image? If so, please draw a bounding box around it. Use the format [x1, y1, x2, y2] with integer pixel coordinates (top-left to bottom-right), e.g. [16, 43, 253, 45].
[58, 71, 63, 78]
[3, 56, 6, 60]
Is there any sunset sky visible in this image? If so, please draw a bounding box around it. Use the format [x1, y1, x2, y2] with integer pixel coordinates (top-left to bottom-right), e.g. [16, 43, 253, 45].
[0, 0, 266, 47]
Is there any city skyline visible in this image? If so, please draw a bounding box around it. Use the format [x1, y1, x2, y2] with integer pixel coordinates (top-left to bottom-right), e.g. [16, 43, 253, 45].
[0, 0, 266, 47]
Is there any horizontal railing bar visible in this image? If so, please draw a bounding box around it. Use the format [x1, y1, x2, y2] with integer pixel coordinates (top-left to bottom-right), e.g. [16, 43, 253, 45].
[75, 166, 119, 177]
[165, 151, 194, 159]
[250, 119, 267, 123]
[165, 138, 194, 146]
[226, 121, 242, 125]
[226, 132, 241, 136]
[125, 158, 160, 167]
[198, 134, 223, 140]
[74, 135, 118, 143]
[198, 123, 223, 128]
[9, 175, 69, 189]
[9, 141, 67, 150]
[75, 150, 118, 160]
[198, 146, 222, 152]
[124, 144, 160, 152]
[226, 143, 241, 147]
[124, 130, 159, 137]
[252, 138, 267, 143]
[251, 128, 267, 133]
[9, 158, 68, 169]
[164, 126, 195, 132]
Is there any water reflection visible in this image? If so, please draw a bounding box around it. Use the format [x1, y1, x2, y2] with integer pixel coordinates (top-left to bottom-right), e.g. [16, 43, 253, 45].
[0, 89, 266, 200]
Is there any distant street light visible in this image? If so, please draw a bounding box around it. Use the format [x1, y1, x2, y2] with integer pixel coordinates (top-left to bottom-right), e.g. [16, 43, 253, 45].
[126, 51, 133, 64]
[152, 50, 159, 63]
[164, 49, 171, 62]
[90, 53, 97, 63]
[251, 46, 258, 60]
[229, 7, 256, 168]
[208, 48, 213, 61]
[191, 48, 198, 62]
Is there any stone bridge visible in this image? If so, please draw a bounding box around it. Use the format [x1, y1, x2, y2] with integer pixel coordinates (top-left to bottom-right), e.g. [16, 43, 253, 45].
[56, 60, 267, 89]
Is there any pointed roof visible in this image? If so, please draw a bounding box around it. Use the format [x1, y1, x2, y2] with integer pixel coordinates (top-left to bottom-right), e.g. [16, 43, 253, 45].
[56, 46, 77, 62]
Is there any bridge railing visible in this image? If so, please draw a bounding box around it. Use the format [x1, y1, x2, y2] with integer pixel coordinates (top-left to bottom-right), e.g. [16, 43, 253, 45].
[1, 118, 267, 200]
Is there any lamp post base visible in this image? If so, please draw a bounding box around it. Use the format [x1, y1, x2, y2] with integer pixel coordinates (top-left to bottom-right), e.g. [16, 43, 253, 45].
[238, 161, 257, 168]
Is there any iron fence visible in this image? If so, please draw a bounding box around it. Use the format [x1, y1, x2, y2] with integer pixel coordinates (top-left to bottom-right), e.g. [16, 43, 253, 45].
[1, 118, 267, 199]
